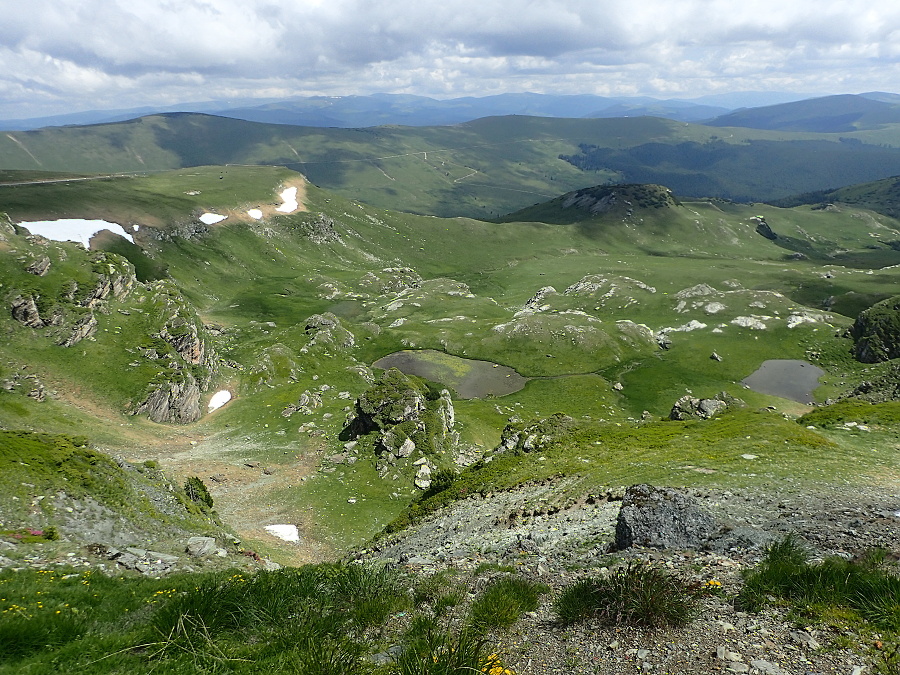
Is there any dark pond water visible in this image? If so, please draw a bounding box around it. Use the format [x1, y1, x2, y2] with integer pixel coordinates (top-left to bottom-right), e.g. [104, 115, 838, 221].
[372, 349, 527, 399]
[741, 359, 825, 404]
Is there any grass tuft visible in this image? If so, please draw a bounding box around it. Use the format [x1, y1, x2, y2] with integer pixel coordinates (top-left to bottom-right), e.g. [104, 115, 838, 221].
[555, 561, 699, 627]
[739, 535, 900, 632]
[467, 576, 547, 634]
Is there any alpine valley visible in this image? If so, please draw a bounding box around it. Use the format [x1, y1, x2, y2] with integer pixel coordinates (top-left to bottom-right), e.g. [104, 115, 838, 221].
[3, 94, 900, 674]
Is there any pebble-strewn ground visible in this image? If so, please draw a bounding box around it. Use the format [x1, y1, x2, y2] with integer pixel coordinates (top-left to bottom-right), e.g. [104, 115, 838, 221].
[362, 480, 900, 674]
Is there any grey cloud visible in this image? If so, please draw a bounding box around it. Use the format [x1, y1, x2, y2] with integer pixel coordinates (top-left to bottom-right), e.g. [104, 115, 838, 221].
[2, 0, 900, 118]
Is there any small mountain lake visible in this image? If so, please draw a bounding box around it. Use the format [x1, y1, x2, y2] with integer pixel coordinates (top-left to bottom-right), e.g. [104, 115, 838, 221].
[741, 359, 825, 404]
[372, 349, 527, 399]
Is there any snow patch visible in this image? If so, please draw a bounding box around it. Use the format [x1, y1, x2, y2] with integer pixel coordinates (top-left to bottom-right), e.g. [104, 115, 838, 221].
[276, 186, 299, 213]
[208, 390, 232, 412]
[199, 213, 227, 225]
[19, 219, 134, 246]
[264, 524, 300, 542]
[247, 209, 263, 220]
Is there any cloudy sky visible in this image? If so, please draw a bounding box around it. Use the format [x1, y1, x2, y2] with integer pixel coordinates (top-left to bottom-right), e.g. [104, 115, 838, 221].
[2, 0, 900, 119]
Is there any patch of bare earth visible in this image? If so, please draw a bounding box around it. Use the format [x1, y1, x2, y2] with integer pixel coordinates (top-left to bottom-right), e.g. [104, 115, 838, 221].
[154, 434, 333, 566]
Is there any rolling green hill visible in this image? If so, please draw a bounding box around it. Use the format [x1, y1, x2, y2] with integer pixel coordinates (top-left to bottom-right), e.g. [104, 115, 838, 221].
[704, 94, 900, 132]
[7, 113, 900, 219]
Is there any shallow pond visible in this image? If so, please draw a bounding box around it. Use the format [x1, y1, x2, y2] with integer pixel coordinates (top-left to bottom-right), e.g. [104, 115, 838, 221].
[372, 349, 527, 399]
[741, 359, 824, 404]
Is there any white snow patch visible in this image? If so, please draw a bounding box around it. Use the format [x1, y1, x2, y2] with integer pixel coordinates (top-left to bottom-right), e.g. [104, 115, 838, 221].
[247, 209, 263, 220]
[199, 213, 227, 225]
[264, 524, 300, 542]
[208, 390, 232, 411]
[19, 219, 134, 246]
[276, 186, 299, 213]
[132, 224, 139, 232]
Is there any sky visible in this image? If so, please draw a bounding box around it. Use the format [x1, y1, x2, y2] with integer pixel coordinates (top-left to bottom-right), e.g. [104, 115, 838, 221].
[2, 0, 900, 120]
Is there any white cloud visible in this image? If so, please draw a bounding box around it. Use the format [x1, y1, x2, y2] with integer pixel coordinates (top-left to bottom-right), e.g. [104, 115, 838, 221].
[2, 0, 900, 118]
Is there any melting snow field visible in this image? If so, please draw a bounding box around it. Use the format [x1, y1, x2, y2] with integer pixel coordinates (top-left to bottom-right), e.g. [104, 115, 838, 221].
[19, 219, 135, 246]
[247, 209, 263, 220]
[264, 524, 300, 542]
[207, 390, 232, 411]
[199, 213, 227, 225]
[276, 187, 299, 213]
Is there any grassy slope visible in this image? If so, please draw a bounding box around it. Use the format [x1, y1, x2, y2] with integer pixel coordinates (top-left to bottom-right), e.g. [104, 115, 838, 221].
[1, 167, 900, 551]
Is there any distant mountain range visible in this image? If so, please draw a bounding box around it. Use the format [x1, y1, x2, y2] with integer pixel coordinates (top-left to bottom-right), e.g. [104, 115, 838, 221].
[0, 91, 817, 131]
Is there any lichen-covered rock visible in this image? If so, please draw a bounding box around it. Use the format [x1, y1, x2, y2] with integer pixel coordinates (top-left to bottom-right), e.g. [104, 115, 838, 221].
[615, 484, 720, 550]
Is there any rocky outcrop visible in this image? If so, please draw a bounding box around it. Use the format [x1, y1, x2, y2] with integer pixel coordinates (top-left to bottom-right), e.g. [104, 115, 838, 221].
[353, 368, 427, 434]
[57, 313, 98, 347]
[753, 217, 777, 240]
[26, 256, 51, 276]
[849, 295, 900, 363]
[498, 413, 577, 454]
[296, 213, 342, 244]
[343, 369, 458, 488]
[11, 294, 45, 328]
[358, 267, 423, 295]
[132, 374, 203, 424]
[615, 484, 720, 550]
[669, 393, 740, 421]
[159, 320, 205, 364]
[303, 312, 355, 351]
[522, 286, 557, 312]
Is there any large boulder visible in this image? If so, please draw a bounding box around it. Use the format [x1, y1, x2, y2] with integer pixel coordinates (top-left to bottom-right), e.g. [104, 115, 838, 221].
[615, 484, 720, 550]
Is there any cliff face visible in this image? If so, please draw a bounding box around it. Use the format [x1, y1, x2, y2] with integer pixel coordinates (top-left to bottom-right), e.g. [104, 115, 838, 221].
[850, 295, 900, 363]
